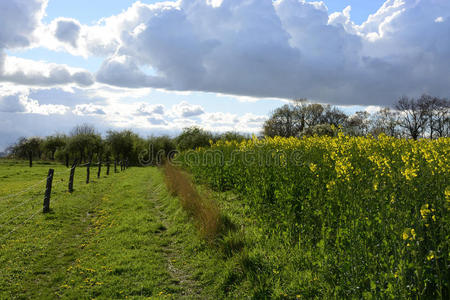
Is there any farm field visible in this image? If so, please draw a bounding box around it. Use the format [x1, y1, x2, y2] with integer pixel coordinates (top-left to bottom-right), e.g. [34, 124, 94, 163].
[181, 134, 450, 299]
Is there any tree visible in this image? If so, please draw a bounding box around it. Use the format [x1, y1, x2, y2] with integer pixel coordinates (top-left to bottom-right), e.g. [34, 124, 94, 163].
[433, 98, 449, 138]
[301, 124, 337, 137]
[322, 105, 348, 127]
[43, 134, 66, 160]
[344, 111, 371, 136]
[106, 130, 139, 162]
[10, 137, 43, 167]
[395, 96, 428, 140]
[263, 104, 305, 137]
[176, 127, 213, 151]
[370, 107, 399, 137]
[219, 131, 248, 142]
[67, 124, 102, 162]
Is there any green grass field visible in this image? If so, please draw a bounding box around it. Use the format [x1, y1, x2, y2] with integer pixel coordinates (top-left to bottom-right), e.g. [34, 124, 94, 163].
[0, 160, 291, 299]
[0, 160, 205, 299]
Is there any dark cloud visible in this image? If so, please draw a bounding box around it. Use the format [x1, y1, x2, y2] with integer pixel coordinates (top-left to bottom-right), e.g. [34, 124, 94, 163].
[0, 93, 26, 113]
[54, 18, 81, 48]
[0, 0, 45, 49]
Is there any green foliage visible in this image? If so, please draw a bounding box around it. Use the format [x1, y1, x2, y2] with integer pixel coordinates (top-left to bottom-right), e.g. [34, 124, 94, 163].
[176, 126, 213, 151]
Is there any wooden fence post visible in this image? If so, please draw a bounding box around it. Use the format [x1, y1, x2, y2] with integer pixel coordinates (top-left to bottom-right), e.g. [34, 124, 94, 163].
[86, 160, 91, 184]
[29, 151, 33, 168]
[65, 154, 69, 168]
[68, 159, 77, 193]
[106, 161, 110, 175]
[97, 161, 102, 178]
[114, 160, 117, 173]
[43, 169, 54, 213]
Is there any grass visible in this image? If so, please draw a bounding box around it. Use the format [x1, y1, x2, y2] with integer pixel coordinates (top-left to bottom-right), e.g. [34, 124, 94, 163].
[0, 160, 203, 298]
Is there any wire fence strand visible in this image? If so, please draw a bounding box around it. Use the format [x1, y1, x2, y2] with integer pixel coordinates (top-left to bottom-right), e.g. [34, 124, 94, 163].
[0, 208, 42, 242]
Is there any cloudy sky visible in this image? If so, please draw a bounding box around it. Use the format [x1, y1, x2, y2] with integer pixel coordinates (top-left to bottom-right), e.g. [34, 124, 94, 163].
[0, 0, 449, 150]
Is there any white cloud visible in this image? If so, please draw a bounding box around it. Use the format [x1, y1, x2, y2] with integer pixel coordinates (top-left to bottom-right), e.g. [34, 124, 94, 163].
[73, 103, 106, 116]
[0, 90, 69, 115]
[0, 56, 94, 87]
[435, 16, 444, 23]
[40, 0, 444, 106]
[172, 101, 205, 117]
[147, 115, 168, 125]
[136, 103, 165, 116]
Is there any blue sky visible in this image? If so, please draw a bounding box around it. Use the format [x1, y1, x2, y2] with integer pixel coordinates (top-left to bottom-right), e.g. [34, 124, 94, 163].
[1, 0, 449, 150]
[42, 0, 386, 25]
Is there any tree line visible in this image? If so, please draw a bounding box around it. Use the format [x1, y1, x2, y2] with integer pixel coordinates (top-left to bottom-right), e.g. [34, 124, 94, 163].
[263, 95, 449, 139]
[5, 125, 248, 166]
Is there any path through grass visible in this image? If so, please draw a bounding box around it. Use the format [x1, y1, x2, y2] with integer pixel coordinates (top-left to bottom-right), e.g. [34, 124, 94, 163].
[0, 162, 202, 299]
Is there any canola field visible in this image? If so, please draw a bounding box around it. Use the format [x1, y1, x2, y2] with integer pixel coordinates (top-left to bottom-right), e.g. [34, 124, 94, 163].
[181, 134, 449, 298]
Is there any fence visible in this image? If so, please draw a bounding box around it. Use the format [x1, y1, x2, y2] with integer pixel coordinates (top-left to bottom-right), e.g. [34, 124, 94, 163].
[0, 159, 130, 241]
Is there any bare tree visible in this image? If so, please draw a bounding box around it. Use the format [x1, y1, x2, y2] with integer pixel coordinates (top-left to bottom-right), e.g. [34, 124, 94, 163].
[370, 107, 399, 137]
[434, 98, 449, 138]
[395, 96, 428, 140]
[345, 111, 371, 136]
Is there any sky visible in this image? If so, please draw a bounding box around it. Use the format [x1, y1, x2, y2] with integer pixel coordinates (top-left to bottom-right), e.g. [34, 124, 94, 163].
[0, 0, 449, 151]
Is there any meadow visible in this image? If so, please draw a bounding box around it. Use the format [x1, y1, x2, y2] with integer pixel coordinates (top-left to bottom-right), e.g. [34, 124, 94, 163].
[180, 134, 450, 299]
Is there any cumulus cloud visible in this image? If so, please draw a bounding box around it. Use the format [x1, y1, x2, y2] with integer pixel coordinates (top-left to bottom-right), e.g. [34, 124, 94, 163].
[172, 101, 205, 118]
[0, 56, 94, 87]
[71, 0, 450, 105]
[0, 93, 26, 113]
[0, 0, 95, 88]
[96, 55, 168, 88]
[0, 90, 69, 115]
[136, 103, 165, 116]
[54, 18, 81, 48]
[73, 103, 106, 116]
[0, 0, 46, 49]
[147, 116, 168, 125]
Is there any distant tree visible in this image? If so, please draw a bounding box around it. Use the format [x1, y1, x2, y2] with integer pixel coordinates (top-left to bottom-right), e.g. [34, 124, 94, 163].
[67, 124, 102, 162]
[370, 107, 400, 137]
[263, 104, 305, 137]
[106, 130, 140, 163]
[301, 124, 337, 137]
[43, 134, 66, 160]
[395, 96, 429, 140]
[344, 111, 371, 136]
[176, 127, 213, 151]
[219, 131, 248, 142]
[322, 105, 348, 127]
[418, 95, 449, 139]
[433, 98, 449, 138]
[10, 137, 44, 167]
[304, 103, 324, 127]
[146, 135, 176, 165]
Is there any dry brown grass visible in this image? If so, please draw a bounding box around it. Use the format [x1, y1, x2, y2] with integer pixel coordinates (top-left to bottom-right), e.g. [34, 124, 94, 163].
[162, 163, 222, 240]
